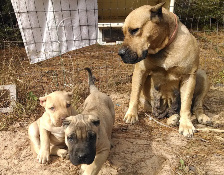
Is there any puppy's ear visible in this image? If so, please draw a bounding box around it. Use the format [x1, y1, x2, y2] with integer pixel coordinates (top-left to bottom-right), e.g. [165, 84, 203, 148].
[39, 96, 47, 107]
[150, 2, 165, 23]
[67, 91, 73, 98]
[68, 92, 73, 96]
[62, 118, 71, 129]
[69, 86, 77, 97]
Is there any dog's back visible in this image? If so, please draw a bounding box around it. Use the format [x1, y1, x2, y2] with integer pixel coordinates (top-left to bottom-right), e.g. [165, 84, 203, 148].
[83, 68, 115, 138]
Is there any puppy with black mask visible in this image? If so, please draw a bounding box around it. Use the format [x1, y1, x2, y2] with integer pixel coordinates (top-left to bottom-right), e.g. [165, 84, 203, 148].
[63, 68, 115, 175]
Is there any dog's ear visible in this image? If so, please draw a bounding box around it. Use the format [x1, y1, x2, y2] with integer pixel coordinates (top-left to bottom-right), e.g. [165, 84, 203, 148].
[69, 86, 77, 97]
[150, 2, 165, 23]
[67, 91, 73, 98]
[62, 118, 71, 129]
[39, 96, 47, 107]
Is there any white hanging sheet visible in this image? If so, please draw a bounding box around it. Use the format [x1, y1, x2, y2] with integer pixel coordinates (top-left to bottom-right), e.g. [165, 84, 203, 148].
[11, 0, 98, 64]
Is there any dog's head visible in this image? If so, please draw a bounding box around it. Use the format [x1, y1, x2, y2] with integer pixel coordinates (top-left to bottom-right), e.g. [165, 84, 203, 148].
[118, 3, 170, 64]
[63, 114, 100, 166]
[39, 91, 73, 127]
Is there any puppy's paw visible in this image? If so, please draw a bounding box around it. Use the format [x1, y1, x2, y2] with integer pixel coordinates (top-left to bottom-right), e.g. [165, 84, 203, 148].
[57, 149, 68, 159]
[124, 111, 138, 124]
[179, 118, 195, 137]
[37, 149, 50, 164]
[197, 114, 212, 126]
[167, 114, 180, 126]
[81, 164, 87, 171]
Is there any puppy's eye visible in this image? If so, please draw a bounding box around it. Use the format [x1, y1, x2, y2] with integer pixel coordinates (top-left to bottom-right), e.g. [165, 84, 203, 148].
[66, 103, 71, 108]
[129, 28, 140, 35]
[67, 134, 74, 142]
[87, 131, 96, 140]
[49, 107, 55, 111]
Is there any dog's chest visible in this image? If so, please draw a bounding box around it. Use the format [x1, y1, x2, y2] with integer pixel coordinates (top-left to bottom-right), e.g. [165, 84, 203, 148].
[151, 67, 180, 83]
[50, 131, 65, 143]
[51, 131, 65, 138]
[151, 71, 180, 104]
[151, 69, 180, 93]
[148, 49, 183, 72]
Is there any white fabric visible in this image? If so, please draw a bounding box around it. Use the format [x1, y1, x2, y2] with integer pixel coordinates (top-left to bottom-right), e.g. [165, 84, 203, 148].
[11, 0, 98, 64]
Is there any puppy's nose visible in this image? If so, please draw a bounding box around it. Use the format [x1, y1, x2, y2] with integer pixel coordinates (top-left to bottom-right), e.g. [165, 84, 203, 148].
[118, 47, 127, 57]
[58, 115, 69, 126]
[78, 153, 87, 161]
[61, 114, 69, 120]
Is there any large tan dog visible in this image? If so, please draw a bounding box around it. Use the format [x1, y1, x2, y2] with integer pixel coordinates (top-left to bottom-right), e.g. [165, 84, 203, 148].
[118, 3, 211, 137]
[63, 68, 115, 175]
[28, 91, 77, 163]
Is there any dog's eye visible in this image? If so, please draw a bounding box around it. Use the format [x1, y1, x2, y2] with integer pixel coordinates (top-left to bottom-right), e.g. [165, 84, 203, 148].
[129, 28, 140, 35]
[67, 134, 75, 142]
[49, 107, 55, 111]
[66, 103, 71, 108]
[87, 131, 96, 140]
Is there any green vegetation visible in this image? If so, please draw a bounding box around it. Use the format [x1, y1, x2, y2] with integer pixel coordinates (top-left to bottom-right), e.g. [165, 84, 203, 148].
[26, 91, 38, 113]
[216, 69, 224, 84]
[179, 159, 186, 170]
[175, 0, 224, 30]
[0, 0, 21, 42]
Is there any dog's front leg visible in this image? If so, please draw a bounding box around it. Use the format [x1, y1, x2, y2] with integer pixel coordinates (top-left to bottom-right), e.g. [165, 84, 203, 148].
[82, 149, 110, 175]
[179, 73, 196, 137]
[124, 63, 148, 123]
[37, 126, 50, 164]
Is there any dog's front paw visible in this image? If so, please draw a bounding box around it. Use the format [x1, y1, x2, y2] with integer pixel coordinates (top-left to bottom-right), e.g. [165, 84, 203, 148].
[124, 111, 138, 124]
[179, 118, 195, 137]
[197, 114, 212, 126]
[37, 149, 50, 164]
[57, 149, 68, 159]
[167, 114, 180, 126]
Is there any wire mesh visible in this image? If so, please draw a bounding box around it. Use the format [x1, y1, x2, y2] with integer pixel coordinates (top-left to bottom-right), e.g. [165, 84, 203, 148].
[0, 0, 224, 129]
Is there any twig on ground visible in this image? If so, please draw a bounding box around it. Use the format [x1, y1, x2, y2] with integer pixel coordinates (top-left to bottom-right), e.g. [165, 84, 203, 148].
[145, 113, 177, 131]
[145, 113, 224, 133]
[196, 128, 224, 133]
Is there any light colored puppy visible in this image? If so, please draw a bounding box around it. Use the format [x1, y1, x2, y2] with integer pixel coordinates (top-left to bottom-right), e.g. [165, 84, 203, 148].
[118, 3, 211, 137]
[63, 68, 115, 175]
[28, 91, 77, 164]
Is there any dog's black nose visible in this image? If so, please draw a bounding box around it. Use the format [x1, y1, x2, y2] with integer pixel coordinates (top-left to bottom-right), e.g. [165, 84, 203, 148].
[78, 153, 87, 161]
[118, 47, 127, 57]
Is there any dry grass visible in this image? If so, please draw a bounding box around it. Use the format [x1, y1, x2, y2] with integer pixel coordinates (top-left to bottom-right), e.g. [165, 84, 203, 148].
[195, 31, 224, 85]
[0, 31, 223, 131]
[0, 44, 133, 130]
[0, 31, 224, 175]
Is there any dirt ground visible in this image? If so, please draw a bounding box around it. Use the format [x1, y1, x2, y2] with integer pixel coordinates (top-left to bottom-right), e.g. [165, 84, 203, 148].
[0, 38, 224, 175]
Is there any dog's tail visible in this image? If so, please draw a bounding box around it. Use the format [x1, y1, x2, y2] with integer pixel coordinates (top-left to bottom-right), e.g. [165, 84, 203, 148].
[84, 67, 98, 93]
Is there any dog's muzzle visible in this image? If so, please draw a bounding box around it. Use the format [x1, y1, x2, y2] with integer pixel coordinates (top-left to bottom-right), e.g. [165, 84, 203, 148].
[118, 46, 148, 64]
[69, 148, 96, 166]
[70, 152, 95, 166]
[68, 132, 97, 166]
